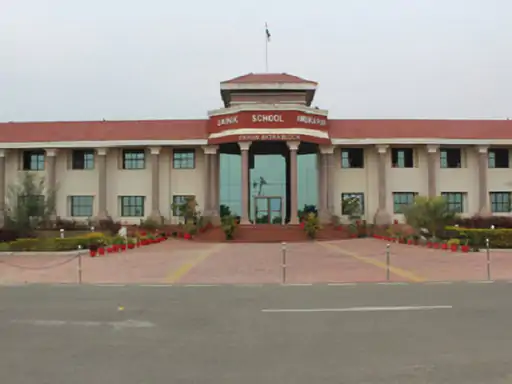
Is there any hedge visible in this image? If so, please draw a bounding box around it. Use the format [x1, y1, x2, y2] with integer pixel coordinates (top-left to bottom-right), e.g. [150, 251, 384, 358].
[0, 231, 166, 252]
[445, 226, 512, 248]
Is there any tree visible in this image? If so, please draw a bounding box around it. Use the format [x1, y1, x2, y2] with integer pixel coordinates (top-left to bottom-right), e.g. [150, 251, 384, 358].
[5, 172, 56, 235]
[402, 196, 457, 239]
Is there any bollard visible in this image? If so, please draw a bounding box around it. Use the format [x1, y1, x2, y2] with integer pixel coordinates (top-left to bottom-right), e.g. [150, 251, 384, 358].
[77, 246, 83, 284]
[60, 228, 65, 239]
[386, 243, 390, 281]
[486, 237, 491, 281]
[281, 242, 287, 284]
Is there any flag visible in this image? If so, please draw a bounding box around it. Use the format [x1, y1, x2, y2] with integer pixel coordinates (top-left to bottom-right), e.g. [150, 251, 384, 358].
[265, 23, 271, 42]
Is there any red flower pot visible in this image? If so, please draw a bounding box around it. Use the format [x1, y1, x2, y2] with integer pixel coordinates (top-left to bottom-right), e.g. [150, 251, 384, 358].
[121, 244, 126, 251]
[433, 243, 439, 249]
[184, 233, 192, 240]
[407, 240, 413, 245]
[461, 245, 470, 253]
[349, 234, 357, 238]
[427, 242, 432, 248]
[107, 247, 113, 253]
[450, 244, 458, 252]
[128, 243, 135, 249]
[441, 243, 448, 250]
[89, 250, 97, 257]
[98, 248, 105, 256]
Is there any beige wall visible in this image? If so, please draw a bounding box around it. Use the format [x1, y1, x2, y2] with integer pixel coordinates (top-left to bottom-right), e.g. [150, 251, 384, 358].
[4, 143, 511, 225]
[333, 145, 512, 223]
[4, 147, 206, 225]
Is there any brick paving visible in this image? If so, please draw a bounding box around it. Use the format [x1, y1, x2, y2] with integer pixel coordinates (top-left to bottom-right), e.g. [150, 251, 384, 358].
[0, 238, 511, 285]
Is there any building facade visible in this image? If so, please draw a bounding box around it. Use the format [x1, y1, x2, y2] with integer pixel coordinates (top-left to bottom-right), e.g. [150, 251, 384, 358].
[1, 73, 512, 226]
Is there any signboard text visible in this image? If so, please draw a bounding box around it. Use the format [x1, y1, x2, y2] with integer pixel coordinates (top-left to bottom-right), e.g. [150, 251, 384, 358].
[238, 134, 300, 141]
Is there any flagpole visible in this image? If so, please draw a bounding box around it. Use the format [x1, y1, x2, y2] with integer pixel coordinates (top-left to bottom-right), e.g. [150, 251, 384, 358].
[265, 38, 268, 72]
[265, 22, 271, 72]
[265, 23, 269, 72]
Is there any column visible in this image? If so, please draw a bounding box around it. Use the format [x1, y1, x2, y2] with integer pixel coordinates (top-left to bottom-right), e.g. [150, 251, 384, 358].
[96, 148, 109, 220]
[288, 141, 300, 225]
[239, 142, 251, 224]
[211, 149, 220, 217]
[149, 147, 162, 222]
[426, 145, 438, 198]
[0, 150, 5, 227]
[45, 148, 58, 219]
[374, 145, 391, 225]
[319, 146, 334, 223]
[477, 145, 490, 215]
[202, 145, 219, 219]
[327, 148, 336, 215]
[202, 147, 212, 216]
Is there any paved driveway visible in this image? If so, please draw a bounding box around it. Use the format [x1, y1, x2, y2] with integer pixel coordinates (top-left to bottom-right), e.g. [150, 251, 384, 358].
[0, 239, 510, 285]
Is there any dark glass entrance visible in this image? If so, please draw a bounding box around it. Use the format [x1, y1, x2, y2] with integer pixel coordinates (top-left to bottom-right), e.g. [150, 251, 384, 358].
[254, 196, 283, 224]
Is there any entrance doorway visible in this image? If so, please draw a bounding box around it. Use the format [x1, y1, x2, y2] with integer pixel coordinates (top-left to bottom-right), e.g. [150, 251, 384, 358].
[253, 196, 283, 224]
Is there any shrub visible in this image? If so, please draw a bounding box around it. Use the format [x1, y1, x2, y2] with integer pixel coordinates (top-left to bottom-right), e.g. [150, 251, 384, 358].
[221, 215, 237, 240]
[304, 213, 321, 239]
[140, 217, 162, 230]
[454, 215, 512, 229]
[446, 226, 512, 248]
[97, 218, 122, 235]
[0, 229, 21, 242]
[298, 205, 317, 222]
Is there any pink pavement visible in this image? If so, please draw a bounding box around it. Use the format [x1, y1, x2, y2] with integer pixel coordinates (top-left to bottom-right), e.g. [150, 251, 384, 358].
[0, 239, 511, 285]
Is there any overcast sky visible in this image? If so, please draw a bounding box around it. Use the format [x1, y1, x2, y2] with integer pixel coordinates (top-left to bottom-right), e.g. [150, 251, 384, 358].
[1, 0, 510, 122]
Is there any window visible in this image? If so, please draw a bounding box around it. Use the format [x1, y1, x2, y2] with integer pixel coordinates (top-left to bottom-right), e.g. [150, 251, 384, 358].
[441, 192, 465, 213]
[393, 192, 416, 213]
[172, 195, 195, 216]
[440, 148, 461, 168]
[488, 148, 509, 168]
[18, 194, 45, 217]
[123, 150, 145, 169]
[391, 148, 414, 168]
[69, 196, 94, 217]
[72, 150, 94, 170]
[490, 192, 510, 213]
[120, 196, 145, 217]
[341, 148, 364, 168]
[173, 149, 195, 169]
[341, 193, 365, 215]
[22, 150, 45, 171]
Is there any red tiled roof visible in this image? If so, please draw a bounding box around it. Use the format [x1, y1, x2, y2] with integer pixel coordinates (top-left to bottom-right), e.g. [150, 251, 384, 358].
[328, 119, 512, 139]
[221, 73, 317, 85]
[1, 118, 511, 143]
[0, 120, 208, 143]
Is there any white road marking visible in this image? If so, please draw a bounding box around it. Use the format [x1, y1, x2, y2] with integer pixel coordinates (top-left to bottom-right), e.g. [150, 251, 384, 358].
[424, 281, 453, 285]
[467, 280, 494, 284]
[261, 305, 453, 313]
[11, 319, 155, 329]
[377, 282, 409, 286]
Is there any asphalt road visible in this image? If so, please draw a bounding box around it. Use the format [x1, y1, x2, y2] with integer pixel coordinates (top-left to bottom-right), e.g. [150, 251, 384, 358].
[1, 283, 512, 384]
